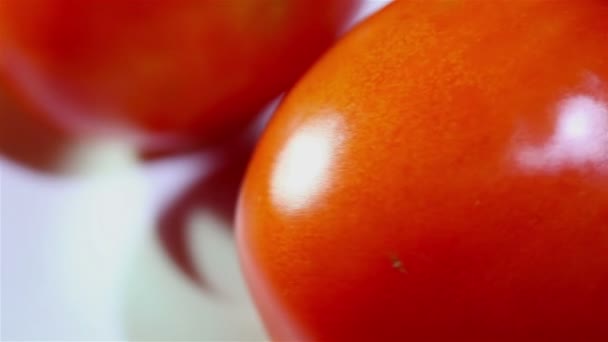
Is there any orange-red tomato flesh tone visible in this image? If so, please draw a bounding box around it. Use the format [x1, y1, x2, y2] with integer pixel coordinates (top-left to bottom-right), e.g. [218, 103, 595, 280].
[0, 0, 359, 150]
[237, 1, 608, 341]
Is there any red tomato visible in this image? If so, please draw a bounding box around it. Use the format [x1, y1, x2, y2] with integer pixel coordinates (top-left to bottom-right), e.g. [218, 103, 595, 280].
[0, 90, 72, 173]
[237, 1, 608, 341]
[0, 0, 359, 151]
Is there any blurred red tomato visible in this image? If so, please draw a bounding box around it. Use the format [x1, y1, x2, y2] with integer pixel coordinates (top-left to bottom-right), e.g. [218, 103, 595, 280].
[0, 0, 359, 151]
[0, 90, 73, 173]
[237, 1, 608, 341]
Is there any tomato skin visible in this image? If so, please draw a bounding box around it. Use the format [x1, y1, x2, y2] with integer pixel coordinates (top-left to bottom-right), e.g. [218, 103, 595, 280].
[0, 0, 359, 150]
[0, 90, 74, 173]
[237, 1, 608, 341]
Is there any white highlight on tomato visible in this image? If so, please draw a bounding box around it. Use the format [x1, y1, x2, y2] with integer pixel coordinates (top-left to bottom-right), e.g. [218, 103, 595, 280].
[271, 115, 344, 213]
[516, 94, 608, 172]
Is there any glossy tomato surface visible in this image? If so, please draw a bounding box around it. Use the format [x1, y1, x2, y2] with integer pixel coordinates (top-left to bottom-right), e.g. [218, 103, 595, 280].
[0, 0, 358, 150]
[237, 1, 608, 341]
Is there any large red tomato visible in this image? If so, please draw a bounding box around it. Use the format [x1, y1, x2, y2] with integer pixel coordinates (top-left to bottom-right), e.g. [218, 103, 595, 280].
[237, 1, 608, 341]
[0, 0, 358, 151]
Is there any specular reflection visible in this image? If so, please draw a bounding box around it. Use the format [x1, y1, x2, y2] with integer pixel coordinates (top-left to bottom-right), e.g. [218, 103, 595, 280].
[270, 115, 344, 213]
[515, 94, 608, 172]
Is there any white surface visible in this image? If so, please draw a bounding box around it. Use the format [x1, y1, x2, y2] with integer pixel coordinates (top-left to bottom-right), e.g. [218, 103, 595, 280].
[1, 2, 391, 340]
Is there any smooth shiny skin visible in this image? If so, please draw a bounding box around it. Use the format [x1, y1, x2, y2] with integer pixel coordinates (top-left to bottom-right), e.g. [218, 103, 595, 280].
[237, 1, 608, 341]
[0, 0, 358, 150]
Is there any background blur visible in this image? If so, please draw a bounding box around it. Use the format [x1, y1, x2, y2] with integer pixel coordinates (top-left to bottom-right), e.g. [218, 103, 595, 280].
[1, 1, 390, 340]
